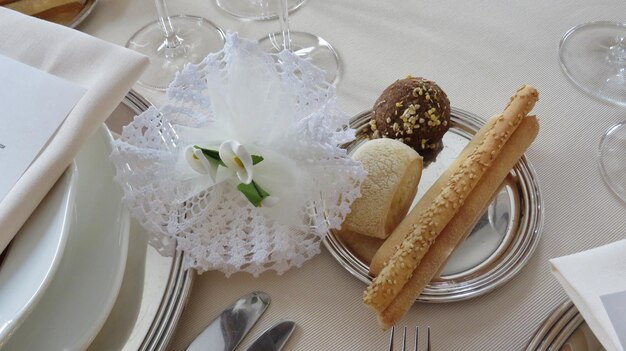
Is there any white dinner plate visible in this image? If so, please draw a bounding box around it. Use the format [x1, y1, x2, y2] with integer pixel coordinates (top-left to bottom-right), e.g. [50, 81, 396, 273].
[88, 91, 194, 351]
[3, 126, 130, 351]
[0, 165, 77, 347]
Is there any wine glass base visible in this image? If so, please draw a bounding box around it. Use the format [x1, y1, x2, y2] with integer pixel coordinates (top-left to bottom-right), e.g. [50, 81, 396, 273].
[598, 121, 626, 202]
[126, 15, 225, 91]
[559, 21, 626, 106]
[258, 31, 342, 85]
[215, 0, 307, 21]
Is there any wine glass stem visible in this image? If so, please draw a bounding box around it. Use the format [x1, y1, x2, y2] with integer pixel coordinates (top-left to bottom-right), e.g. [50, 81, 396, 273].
[608, 36, 626, 80]
[277, 0, 291, 51]
[154, 0, 181, 49]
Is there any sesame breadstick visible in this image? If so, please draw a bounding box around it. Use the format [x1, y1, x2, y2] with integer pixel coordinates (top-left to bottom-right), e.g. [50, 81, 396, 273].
[369, 108, 501, 276]
[368, 92, 517, 275]
[376, 115, 539, 329]
[363, 85, 539, 314]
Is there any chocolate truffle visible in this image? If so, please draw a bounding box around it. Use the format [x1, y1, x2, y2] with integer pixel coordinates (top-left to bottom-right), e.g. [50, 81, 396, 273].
[368, 76, 451, 153]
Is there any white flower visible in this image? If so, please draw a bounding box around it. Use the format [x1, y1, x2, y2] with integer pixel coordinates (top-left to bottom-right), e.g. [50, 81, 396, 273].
[185, 146, 218, 181]
[219, 140, 254, 184]
[184, 140, 281, 208]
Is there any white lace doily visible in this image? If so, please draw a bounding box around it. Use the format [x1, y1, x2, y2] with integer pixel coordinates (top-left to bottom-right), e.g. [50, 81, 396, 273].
[110, 33, 365, 276]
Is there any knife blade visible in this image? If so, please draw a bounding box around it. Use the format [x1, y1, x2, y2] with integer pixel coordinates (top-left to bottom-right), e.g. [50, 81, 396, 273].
[186, 291, 270, 351]
[245, 320, 296, 351]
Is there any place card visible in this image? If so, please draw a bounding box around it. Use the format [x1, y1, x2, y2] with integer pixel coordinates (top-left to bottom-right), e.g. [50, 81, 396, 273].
[0, 54, 85, 202]
[601, 290, 626, 350]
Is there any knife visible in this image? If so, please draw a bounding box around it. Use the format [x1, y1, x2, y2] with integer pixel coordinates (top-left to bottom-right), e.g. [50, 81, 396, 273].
[245, 320, 296, 351]
[187, 291, 270, 351]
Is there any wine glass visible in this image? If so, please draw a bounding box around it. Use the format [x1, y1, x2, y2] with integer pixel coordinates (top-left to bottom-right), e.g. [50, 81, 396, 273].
[215, 0, 307, 20]
[257, 0, 341, 84]
[559, 21, 626, 201]
[126, 0, 225, 91]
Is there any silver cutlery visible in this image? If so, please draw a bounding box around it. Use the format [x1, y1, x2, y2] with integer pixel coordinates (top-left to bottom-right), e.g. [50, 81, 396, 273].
[187, 291, 270, 351]
[246, 320, 296, 351]
[388, 325, 431, 351]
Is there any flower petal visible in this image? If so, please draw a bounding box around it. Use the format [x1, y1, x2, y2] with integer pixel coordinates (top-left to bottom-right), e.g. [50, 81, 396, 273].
[261, 196, 280, 208]
[219, 140, 254, 184]
[183, 146, 219, 183]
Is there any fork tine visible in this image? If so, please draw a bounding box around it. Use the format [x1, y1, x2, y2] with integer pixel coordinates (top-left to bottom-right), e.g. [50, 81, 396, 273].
[388, 326, 395, 351]
[401, 326, 407, 351]
[389, 325, 430, 351]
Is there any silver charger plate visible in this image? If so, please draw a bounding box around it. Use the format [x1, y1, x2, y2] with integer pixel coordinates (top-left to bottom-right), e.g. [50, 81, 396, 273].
[88, 91, 193, 351]
[323, 107, 544, 302]
[526, 300, 605, 351]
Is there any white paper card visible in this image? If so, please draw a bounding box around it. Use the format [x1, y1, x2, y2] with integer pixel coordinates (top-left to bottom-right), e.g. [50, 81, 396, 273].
[0, 54, 85, 202]
[602, 290, 626, 350]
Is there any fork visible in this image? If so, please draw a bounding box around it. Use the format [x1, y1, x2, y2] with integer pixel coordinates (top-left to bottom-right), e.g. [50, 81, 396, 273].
[387, 325, 431, 351]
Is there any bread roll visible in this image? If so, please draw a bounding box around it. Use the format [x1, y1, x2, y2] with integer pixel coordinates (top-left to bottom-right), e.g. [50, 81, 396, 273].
[376, 115, 539, 329]
[6, 0, 83, 16]
[335, 229, 384, 265]
[341, 138, 423, 239]
[34, 1, 84, 24]
[363, 85, 539, 314]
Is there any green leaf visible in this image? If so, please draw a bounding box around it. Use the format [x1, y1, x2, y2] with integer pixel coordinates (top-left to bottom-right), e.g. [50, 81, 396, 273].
[237, 180, 271, 207]
[252, 180, 270, 197]
[237, 182, 263, 207]
[194, 145, 225, 166]
[251, 155, 264, 165]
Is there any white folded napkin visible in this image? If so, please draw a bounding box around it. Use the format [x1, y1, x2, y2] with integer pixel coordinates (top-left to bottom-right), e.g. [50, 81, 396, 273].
[0, 8, 148, 254]
[551, 239, 626, 351]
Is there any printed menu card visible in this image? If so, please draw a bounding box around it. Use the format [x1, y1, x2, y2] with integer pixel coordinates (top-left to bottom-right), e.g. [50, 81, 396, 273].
[0, 54, 85, 202]
[602, 290, 626, 350]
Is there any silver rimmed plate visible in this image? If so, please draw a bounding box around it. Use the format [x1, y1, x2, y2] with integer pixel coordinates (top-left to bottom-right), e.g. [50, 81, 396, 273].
[67, 0, 98, 28]
[323, 107, 543, 302]
[526, 301, 605, 351]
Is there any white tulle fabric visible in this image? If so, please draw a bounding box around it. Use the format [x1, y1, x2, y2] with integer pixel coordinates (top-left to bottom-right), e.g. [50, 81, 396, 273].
[110, 34, 365, 276]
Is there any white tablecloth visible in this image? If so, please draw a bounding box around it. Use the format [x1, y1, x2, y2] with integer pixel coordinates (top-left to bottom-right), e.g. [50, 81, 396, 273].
[78, 0, 626, 349]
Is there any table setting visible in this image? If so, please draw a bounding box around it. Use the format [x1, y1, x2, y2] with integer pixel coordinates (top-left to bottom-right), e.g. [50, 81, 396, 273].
[0, 0, 625, 350]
